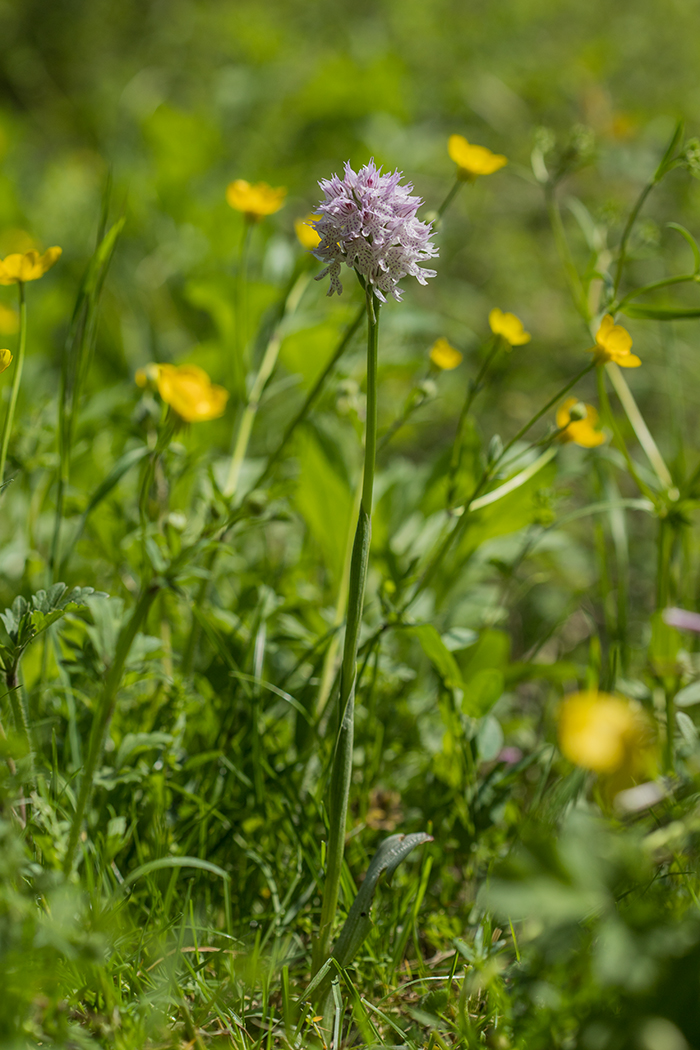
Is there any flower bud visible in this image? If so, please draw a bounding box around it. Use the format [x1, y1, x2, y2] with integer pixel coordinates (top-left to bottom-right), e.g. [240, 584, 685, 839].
[567, 400, 587, 422]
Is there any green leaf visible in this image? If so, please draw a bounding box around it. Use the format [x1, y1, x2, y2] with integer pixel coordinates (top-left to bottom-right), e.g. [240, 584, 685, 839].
[461, 668, 504, 718]
[331, 832, 432, 970]
[122, 855, 230, 888]
[667, 222, 700, 273]
[676, 711, 698, 749]
[409, 623, 464, 688]
[674, 680, 700, 708]
[621, 303, 700, 320]
[294, 430, 353, 584]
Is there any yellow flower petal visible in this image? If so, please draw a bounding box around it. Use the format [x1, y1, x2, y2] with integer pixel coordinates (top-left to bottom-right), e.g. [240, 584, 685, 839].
[295, 214, 321, 250]
[226, 179, 287, 221]
[616, 353, 642, 368]
[156, 363, 229, 423]
[558, 690, 656, 786]
[0, 246, 62, 284]
[448, 134, 507, 181]
[429, 337, 463, 370]
[488, 308, 531, 346]
[0, 348, 12, 373]
[589, 315, 640, 367]
[556, 396, 605, 448]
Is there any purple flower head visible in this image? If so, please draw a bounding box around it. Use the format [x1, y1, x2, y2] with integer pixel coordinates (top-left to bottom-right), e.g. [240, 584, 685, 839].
[311, 159, 438, 303]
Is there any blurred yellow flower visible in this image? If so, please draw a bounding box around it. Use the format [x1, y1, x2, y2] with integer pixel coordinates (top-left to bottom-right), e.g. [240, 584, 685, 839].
[226, 180, 287, 222]
[488, 308, 531, 347]
[448, 134, 507, 181]
[0, 247, 62, 285]
[0, 348, 12, 372]
[558, 690, 656, 788]
[556, 396, 605, 448]
[0, 304, 18, 334]
[589, 314, 640, 367]
[136, 363, 228, 423]
[429, 337, 463, 370]
[295, 214, 321, 250]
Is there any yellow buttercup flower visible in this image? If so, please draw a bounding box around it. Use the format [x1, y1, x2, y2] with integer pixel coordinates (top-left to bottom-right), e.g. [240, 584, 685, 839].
[226, 180, 287, 222]
[0, 247, 62, 285]
[448, 134, 507, 181]
[488, 308, 531, 347]
[429, 337, 463, 371]
[136, 363, 228, 423]
[0, 349, 12, 372]
[558, 690, 656, 792]
[295, 214, 321, 250]
[0, 304, 18, 335]
[556, 397, 605, 448]
[589, 314, 640, 368]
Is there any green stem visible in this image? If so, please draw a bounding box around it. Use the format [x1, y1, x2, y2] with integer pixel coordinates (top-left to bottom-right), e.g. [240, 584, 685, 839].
[62, 583, 159, 874]
[436, 179, 463, 219]
[596, 367, 655, 500]
[613, 272, 697, 313]
[313, 288, 379, 972]
[0, 283, 26, 485]
[612, 181, 655, 300]
[447, 335, 501, 507]
[224, 272, 309, 499]
[605, 363, 673, 489]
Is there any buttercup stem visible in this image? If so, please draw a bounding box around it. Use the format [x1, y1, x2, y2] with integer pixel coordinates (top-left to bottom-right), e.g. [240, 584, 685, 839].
[313, 287, 380, 972]
[0, 283, 26, 485]
[436, 179, 462, 219]
[224, 271, 309, 498]
[605, 362, 673, 489]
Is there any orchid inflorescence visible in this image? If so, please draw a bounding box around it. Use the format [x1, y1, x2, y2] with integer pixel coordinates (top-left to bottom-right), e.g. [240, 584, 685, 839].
[311, 159, 438, 302]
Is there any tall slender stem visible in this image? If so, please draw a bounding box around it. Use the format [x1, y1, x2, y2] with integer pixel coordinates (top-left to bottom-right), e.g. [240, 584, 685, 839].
[0, 283, 26, 484]
[605, 362, 673, 489]
[313, 288, 379, 971]
[224, 272, 309, 498]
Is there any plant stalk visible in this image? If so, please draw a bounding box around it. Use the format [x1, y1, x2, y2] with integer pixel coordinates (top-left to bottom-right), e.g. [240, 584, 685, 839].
[0, 283, 26, 485]
[313, 288, 379, 971]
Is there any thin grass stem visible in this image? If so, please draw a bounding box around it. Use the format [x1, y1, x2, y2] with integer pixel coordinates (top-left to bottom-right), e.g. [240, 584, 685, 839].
[0, 283, 26, 485]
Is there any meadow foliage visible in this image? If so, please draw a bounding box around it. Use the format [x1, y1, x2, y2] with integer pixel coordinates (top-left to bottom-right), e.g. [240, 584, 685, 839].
[3, 2, 700, 1048]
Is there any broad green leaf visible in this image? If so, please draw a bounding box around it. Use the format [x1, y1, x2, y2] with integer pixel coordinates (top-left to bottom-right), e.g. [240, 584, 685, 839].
[676, 711, 698, 748]
[331, 832, 432, 970]
[675, 680, 700, 708]
[459, 628, 511, 679]
[280, 320, 348, 387]
[408, 623, 464, 688]
[294, 430, 353, 584]
[455, 458, 557, 557]
[462, 668, 504, 717]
